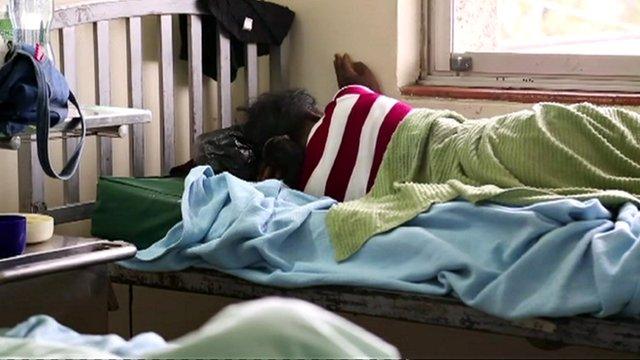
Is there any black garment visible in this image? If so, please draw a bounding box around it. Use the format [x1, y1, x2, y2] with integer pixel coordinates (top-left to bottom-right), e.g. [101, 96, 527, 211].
[170, 125, 258, 180]
[179, 0, 295, 82]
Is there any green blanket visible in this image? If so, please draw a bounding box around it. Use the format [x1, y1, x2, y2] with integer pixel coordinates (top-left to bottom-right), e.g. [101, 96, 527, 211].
[327, 103, 640, 260]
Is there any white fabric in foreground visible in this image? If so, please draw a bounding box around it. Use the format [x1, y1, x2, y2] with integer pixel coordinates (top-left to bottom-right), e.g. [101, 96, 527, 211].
[1, 297, 400, 359]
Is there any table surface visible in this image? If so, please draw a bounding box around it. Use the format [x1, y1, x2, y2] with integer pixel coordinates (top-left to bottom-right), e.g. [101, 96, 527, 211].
[24, 235, 102, 254]
[17, 105, 152, 136]
[0, 235, 136, 284]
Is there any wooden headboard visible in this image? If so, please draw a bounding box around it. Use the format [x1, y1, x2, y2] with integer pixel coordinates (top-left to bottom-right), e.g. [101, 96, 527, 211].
[14, 0, 289, 223]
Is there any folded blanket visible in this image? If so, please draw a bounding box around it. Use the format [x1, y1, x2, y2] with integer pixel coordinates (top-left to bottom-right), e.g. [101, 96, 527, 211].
[328, 103, 640, 260]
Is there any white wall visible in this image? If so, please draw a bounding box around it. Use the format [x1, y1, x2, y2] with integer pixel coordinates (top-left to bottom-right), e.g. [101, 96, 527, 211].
[273, 0, 530, 118]
[273, 0, 402, 104]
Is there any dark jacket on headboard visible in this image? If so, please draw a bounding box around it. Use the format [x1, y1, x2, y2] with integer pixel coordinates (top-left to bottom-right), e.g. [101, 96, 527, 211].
[179, 0, 295, 82]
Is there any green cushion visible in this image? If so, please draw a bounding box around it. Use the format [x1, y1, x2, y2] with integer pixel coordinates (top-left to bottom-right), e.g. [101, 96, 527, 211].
[91, 176, 184, 249]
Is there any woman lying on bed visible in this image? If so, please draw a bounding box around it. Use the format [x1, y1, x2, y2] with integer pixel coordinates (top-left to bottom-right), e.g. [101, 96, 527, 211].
[171, 53, 382, 197]
[177, 53, 640, 206]
[173, 53, 404, 201]
[249, 53, 406, 201]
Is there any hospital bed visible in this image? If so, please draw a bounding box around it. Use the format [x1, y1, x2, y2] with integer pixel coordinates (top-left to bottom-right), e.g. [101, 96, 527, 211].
[4, 0, 640, 354]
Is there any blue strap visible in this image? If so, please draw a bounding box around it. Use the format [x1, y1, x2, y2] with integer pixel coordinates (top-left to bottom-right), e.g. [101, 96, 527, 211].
[18, 49, 85, 180]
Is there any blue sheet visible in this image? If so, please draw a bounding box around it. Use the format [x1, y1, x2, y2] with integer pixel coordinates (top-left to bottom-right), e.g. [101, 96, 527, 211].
[121, 166, 640, 320]
[2, 315, 170, 357]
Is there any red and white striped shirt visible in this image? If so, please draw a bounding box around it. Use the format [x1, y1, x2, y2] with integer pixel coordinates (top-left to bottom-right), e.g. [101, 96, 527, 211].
[298, 85, 413, 201]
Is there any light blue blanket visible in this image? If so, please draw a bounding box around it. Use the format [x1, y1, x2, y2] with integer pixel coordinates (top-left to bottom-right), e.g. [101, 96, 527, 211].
[121, 166, 640, 320]
[2, 315, 171, 357]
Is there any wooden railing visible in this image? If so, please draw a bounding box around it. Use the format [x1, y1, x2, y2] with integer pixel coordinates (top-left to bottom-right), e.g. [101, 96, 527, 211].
[14, 0, 289, 223]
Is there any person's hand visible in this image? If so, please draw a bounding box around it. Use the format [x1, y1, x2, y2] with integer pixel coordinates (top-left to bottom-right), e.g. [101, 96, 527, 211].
[257, 164, 283, 182]
[333, 53, 382, 94]
[257, 135, 305, 188]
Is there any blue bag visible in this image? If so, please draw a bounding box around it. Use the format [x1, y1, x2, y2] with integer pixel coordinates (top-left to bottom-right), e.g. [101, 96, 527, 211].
[0, 42, 84, 180]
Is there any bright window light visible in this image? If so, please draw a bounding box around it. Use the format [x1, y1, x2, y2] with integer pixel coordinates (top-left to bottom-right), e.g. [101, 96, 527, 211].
[453, 0, 640, 55]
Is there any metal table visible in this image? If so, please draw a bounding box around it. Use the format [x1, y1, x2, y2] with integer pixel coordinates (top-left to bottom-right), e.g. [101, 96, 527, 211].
[0, 105, 151, 151]
[0, 236, 135, 333]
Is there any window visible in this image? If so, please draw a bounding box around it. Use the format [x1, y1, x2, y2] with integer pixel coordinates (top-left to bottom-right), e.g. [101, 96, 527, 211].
[424, 0, 640, 91]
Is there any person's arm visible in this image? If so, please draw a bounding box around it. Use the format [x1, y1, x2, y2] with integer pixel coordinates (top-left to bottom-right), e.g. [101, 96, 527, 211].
[257, 135, 305, 188]
[334, 53, 382, 94]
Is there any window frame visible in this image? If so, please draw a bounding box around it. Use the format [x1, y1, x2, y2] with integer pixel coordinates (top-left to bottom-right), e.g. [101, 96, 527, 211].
[422, 0, 640, 92]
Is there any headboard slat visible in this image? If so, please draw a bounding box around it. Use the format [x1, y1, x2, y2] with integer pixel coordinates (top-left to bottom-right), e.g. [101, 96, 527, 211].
[94, 20, 113, 176]
[269, 38, 289, 91]
[216, 25, 232, 129]
[18, 137, 46, 213]
[246, 43, 259, 102]
[159, 14, 176, 174]
[61, 27, 81, 204]
[126, 16, 145, 177]
[187, 14, 203, 156]
[52, 0, 208, 30]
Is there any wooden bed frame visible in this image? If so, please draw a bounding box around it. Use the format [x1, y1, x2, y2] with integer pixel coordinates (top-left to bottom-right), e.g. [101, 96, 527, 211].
[10, 0, 640, 354]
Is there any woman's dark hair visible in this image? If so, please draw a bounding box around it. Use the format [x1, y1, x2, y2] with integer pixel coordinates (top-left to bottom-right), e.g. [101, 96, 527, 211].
[242, 88, 317, 156]
[241, 89, 318, 188]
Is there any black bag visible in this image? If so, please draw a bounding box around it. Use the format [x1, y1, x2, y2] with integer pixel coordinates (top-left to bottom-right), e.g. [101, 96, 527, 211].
[0, 43, 84, 180]
[170, 126, 258, 180]
[194, 126, 258, 180]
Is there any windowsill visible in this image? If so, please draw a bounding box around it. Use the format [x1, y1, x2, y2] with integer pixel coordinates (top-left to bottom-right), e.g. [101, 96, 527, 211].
[400, 85, 640, 106]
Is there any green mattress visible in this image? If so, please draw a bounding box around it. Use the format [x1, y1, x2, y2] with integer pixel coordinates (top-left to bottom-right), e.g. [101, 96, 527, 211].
[91, 176, 184, 249]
